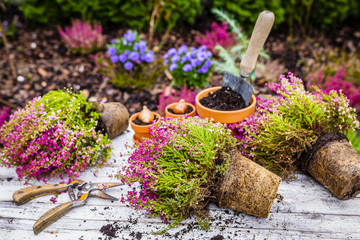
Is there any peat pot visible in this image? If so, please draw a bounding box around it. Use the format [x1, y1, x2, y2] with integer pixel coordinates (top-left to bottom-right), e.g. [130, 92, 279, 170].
[195, 86, 256, 124]
[302, 132, 360, 200]
[215, 151, 281, 218]
[94, 102, 130, 139]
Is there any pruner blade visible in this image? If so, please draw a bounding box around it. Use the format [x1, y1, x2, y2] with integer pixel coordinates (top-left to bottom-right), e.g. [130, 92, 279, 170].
[90, 191, 119, 201]
[92, 182, 123, 190]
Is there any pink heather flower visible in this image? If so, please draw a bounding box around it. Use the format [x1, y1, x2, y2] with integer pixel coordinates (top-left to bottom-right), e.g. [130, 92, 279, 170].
[58, 19, 105, 54]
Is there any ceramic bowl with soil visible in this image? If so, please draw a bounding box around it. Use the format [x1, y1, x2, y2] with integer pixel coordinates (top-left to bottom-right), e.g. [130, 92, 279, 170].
[195, 86, 256, 124]
[130, 106, 161, 144]
[165, 99, 196, 118]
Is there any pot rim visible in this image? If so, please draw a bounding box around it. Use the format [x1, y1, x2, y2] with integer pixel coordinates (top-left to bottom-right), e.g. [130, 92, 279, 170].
[195, 86, 256, 114]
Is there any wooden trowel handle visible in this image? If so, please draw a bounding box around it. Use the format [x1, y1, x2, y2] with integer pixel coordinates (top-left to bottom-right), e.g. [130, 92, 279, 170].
[240, 10, 275, 74]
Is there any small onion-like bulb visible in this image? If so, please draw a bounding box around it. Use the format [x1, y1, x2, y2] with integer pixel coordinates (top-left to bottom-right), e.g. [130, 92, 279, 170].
[173, 99, 187, 114]
[138, 106, 154, 124]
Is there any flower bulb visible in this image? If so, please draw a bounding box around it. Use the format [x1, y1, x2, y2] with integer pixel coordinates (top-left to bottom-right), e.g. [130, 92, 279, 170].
[139, 106, 154, 124]
[173, 99, 187, 114]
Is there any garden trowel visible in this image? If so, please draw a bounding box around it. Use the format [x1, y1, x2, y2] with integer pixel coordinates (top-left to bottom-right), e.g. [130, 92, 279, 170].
[222, 10, 275, 106]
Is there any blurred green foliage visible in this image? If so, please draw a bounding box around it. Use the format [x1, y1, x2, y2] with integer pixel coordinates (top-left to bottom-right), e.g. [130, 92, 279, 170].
[18, 0, 202, 31]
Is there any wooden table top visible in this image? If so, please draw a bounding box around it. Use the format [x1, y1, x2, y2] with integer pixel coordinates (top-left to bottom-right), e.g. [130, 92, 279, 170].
[1, 127, 359, 240]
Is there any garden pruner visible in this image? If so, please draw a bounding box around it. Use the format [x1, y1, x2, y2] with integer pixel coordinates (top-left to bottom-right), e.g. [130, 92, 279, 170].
[12, 179, 121, 235]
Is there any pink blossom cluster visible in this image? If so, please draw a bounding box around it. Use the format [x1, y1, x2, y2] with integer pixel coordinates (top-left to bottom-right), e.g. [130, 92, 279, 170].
[157, 85, 198, 115]
[0, 97, 111, 183]
[58, 19, 105, 54]
[228, 95, 279, 158]
[0, 106, 10, 127]
[307, 67, 360, 107]
[195, 21, 236, 53]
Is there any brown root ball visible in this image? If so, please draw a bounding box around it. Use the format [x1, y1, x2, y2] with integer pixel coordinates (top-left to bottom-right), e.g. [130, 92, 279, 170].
[99, 102, 129, 139]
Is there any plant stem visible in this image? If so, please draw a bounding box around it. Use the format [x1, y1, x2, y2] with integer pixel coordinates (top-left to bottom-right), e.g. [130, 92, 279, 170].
[148, 1, 161, 49]
[0, 20, 17, 81]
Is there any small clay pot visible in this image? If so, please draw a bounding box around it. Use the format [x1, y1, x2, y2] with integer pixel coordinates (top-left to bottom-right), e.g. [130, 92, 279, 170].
[195, 86, 256, 124]
[130, 111, 161, 144]
[165, 102, 196, 118]
[303, 133, 360, 200]
[94, 102, 129, 139]
[215, 151, 281, 218]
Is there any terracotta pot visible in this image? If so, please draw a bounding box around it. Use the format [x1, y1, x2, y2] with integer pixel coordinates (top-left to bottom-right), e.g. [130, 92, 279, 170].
[165, 102, 196, 118]
[195, 86, 256, 124]
[130, 112, 161, 144]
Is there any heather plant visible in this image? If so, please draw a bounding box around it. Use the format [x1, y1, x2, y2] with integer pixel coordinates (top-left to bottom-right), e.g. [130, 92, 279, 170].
[58, 19, 105, 54]
[306, 50, 360, 108]
[163, 45, 213, 89]
[97, 30, 162, 89]
[243, 73, 359, 176]
[157, 85, 198, 116]
[0, 90, 112, 183]
[117, 117, 236, 232]
[211, 9, 269, 83]
[195, 21, 236, 54]
[0, 106, 10, 127]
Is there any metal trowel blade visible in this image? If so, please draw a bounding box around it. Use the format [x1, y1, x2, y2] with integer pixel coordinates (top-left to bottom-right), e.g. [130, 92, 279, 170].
[222, 72, 254, 106]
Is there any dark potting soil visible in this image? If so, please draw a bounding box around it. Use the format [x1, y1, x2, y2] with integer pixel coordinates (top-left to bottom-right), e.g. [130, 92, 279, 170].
[100, 223, 120, 238]
[132, 115, 159, 126]
[199, 87, 247, 111]
[210, 235, 225, 240]
[167, 105, 194, 115]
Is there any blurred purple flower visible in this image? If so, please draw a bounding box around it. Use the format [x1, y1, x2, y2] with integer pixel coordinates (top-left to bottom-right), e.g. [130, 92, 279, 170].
[111, 39, 116, 44]
[181, 56, 188, 64]
[204, 59, 212, 68]
[197, 52, 207, 62]
[198, 45, 207, 52]
[119, 54, 127, 62]
[183, 64, 192, 72]
[123, 39, 128, 46]
[163, 53, 169, 59]
[164, 59, 169, 65]
[124, 30, 136, 42]
[108, 47, 116, 56]
[201, 65, 209, 73]
[178, 45, 188, 54]
[111, 55, 119, 63]
[133, 43, 139, 51]
[145, 51, 154, 63]
[190, 46, 196, 51]
[167, 48, 177, 56]
[124, 61, 133, 70]
[124, 49, 130, 55]
[129, 52, 139, 61]
[169, 64, 178, 71]
[171, 55, 180, 63]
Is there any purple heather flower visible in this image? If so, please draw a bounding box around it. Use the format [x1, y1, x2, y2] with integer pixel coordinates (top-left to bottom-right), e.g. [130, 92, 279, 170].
[167, 48, 177, 56]
[204, 59, 212, 68]
[124, 61, 133, 70]
[178, 45, 188, 54]
[183, 64, 192, 72]
[111, 55, 119, 63]
[169, 63, 177, 71]
[145, 51, 154, 63]
[119, 54, 127, 62]
[171, 55, 180, 63]
[107, 47, 116, 56]
[129, 52, 139, 61]
[124, 30, 136, 42]
[124, 49, 130, 55]
[111, 39, 116, 44]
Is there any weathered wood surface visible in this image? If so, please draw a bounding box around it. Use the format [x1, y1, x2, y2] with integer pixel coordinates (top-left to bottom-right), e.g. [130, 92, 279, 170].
[1, 127, 360, 240]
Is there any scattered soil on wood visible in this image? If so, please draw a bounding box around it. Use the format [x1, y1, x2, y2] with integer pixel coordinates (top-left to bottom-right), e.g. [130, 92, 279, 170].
[210, 235, 225, 240]
[100, 223, 120, 238]
[167, 105, 194, 115]
[132, 115, 159, 126]
[199, 87, 247, 111]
